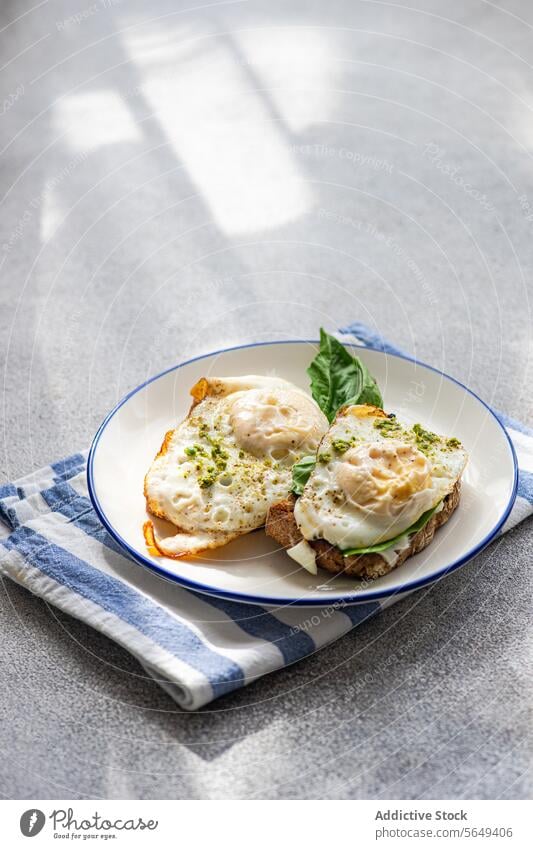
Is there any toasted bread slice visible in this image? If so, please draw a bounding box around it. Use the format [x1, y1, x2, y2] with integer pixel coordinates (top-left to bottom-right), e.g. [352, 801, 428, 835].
[265, 481, 460, 580]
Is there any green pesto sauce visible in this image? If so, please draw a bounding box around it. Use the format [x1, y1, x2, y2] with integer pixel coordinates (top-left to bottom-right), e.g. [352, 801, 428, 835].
[373, 416, 402, 437]
[412, 422, 440, 454]
[210, 442, 228, 472]
[181, 418, 230, 488]
[184, 443, 207, 458]
[331, 438, 351, 453]
[185, 416, 282, 489]
[199, 468, 218, 488]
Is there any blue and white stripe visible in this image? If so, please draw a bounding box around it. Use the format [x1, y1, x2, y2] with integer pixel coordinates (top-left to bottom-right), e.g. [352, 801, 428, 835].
[0, 327, 530, 709]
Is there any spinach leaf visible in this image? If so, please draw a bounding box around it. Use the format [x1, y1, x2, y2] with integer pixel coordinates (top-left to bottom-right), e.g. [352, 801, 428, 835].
[291, 455, 316, 495]
[341, 502, 441, 556]
[307, 328, 383, 422]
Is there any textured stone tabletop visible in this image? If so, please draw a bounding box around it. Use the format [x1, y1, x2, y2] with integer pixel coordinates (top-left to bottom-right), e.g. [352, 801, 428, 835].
[0, 0, 531, 799]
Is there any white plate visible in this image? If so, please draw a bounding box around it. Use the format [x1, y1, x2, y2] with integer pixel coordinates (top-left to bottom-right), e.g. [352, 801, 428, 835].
[87, 341, 517, 606]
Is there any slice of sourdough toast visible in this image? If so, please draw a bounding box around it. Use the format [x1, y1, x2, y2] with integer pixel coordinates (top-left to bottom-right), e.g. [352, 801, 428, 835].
[265, 481, 461, 580]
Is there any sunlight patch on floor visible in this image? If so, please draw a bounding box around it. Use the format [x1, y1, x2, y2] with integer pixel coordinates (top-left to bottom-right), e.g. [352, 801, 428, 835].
[54, 90, 142, 152]
[122, 26, 312, 235]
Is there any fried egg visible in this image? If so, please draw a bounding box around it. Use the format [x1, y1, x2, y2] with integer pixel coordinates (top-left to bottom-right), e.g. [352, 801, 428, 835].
[144, 375, 328, 557]
[294, 404, 467, 550]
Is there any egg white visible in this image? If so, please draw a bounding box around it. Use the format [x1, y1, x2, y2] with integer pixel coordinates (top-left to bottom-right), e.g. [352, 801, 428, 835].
[144, 375, 328, 557]
[294, 405, 467, 551]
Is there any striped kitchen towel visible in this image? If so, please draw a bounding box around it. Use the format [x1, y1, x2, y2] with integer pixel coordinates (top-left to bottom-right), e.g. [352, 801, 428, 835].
[0, 325, 531, 710]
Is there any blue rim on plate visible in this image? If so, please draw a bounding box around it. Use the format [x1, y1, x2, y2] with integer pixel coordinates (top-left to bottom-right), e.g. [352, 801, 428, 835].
[87, 340, 518, 607]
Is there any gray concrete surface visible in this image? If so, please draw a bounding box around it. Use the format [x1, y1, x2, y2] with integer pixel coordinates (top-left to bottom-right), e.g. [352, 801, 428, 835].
[0, 0, 532, 799]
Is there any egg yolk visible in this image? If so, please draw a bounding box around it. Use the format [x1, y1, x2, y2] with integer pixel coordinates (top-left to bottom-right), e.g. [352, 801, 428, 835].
[229, 388, 327, 459]
[335, 440, 432, 515]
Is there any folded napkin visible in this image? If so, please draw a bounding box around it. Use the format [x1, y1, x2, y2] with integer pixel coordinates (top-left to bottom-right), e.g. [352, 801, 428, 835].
[0, 324, 531, 710]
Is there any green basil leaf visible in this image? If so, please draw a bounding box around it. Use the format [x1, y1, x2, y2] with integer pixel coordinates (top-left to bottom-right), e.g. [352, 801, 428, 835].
[341, 501, 441, 557]
[357, 357, 384, 409]
[291, 455, 316, 495]
[307, 328, 383, 422]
